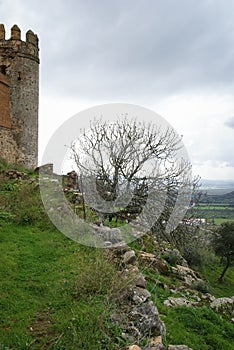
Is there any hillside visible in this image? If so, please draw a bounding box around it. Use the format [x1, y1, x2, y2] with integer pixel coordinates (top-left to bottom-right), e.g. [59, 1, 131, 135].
[200, 190, 234, 205]
[0, 163, 234, 350]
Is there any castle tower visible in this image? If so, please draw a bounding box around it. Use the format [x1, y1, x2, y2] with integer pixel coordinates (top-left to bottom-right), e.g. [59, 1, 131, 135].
[0, 24, 39, 168]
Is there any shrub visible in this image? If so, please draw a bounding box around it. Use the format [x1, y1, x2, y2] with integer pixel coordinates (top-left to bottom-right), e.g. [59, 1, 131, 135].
[192, 280, 210, 294]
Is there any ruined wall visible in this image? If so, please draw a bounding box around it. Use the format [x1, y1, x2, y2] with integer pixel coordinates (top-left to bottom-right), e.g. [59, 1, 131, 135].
[0, 24, 39, 168]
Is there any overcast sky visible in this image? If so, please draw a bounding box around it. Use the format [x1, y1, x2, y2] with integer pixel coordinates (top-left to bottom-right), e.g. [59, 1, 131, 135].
[1, 0, 234, 180]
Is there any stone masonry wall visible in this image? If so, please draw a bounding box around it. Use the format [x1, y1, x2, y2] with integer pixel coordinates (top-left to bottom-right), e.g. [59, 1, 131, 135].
[0, 72, 11, 128]
[0, 127, 19, 163]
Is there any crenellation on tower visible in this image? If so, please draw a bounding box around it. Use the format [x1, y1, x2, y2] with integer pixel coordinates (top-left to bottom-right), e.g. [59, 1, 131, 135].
[26, 30, 39, 47]
[0, 24, 39, 168]
[11, 24, 21, 40]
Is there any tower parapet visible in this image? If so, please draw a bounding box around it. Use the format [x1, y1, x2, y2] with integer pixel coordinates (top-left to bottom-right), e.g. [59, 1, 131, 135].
[0, 24, 5, 40]
[0, 24, 39, 168]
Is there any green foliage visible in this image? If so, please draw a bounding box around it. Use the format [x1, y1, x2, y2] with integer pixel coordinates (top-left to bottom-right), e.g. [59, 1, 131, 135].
[0, 207, 15, 222]
[162, 250, 182, 266]
[212, 222, 234, 281]
[191, 280, 210, 294]
[0, 157, 35, 174]
[0, 177, 53, 229]
[0, 157, 8, 170]
[1, 182, 19, 191]
[212, 222, 234, 259]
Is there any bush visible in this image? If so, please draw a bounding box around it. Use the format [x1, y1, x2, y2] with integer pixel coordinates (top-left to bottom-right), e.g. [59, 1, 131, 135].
[0, 207, 15, 222]
[192, 280, 210, 294]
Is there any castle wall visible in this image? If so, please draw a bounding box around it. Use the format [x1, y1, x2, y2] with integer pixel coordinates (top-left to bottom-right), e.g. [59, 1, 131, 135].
[0, 72, 11, 128]
[0, 127, 19, 164]
[0, 24, 39, 168]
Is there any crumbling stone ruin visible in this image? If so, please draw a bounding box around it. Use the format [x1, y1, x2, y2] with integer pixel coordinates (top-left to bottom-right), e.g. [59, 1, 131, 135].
[0, 24, 39, 168]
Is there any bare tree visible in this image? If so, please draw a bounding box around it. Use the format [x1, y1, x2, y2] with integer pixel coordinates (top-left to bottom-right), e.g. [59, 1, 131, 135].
[70, 117, 193, 235]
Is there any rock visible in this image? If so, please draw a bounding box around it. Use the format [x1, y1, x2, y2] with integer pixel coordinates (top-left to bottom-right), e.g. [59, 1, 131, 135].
[200, 293, 215, 303]
[123, 250, 137, 264]
[155, 258, 170, 275]
[163, 248, 188, 267]
[91, 225, 123, 246]
[144, 345, 165, 350]
[210, 297, 234, 320]
[168, 346, 193, 350]
[151, 336, 163, 345]
[125, 324, 141, 338]
[135, 272, 147, 288]
[132, 287, 151, 304]
[65, 170, 78, 189]
[110, 312, 124, 324]
[139, 252, 170, 275]
[3, 169, 29, 180]
[149, 335, 165, 349]
[126, 266, 147, 288]
[173, 265, 203, 287]
[113, 244, 131, 255]
[128, 345, 142, 350]
[35, 163, 53, 175]
[164, 297, 198, 308]
[130, 301, 166, 337]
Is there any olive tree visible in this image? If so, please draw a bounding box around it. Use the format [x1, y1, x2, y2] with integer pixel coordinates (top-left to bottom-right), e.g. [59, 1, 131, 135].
[212, 222, 234, 282]
[70, 117, 193, 239]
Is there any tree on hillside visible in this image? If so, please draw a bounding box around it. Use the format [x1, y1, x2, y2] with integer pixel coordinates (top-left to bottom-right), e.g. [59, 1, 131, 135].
[212, 222, 234, 282]
[70, 117, 193, 239]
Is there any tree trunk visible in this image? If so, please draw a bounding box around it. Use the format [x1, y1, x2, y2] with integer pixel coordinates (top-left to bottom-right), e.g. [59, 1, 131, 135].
[218, 256, 230, 283]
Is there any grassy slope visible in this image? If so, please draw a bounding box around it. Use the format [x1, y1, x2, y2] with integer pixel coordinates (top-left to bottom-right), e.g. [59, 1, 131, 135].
[0, 165, 234, 350]
[0, 223, 124, 350]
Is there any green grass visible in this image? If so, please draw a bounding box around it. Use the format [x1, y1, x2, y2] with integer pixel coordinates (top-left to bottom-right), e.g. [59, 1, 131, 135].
[136, 234, 234, 350]
[201, 261, 234, 298]
[0, 223, 126, 349]
[213, 218, 234, 225]
[199, 205, 234, 210]
[163, 306, 234, 350]
[146, 277, 234, 350]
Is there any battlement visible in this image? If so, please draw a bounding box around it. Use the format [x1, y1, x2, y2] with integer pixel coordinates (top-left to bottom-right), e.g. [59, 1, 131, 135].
[0, 24, 39, 62]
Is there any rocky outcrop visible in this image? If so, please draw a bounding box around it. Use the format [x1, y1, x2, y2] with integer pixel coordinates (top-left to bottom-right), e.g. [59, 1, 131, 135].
[109, 246, 197, 350]
[210, 297, 234, 321]
[164, 297, 198, 308]
[171, 265, 203, 287]
[138, 251, 171, 275]
[109, 246, 166, 348]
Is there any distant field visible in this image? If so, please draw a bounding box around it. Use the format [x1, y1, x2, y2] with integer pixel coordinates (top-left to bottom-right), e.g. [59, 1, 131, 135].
[213, 218, 234, 225]
[198, 205, 234, 210]
[193, 200, 234, 225]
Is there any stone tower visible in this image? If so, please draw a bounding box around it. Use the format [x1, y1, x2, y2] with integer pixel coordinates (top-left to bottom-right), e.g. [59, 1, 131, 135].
[0, 24, 39, 168]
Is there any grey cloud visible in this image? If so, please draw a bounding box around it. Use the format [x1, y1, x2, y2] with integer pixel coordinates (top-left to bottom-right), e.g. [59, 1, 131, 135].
[224, 117, 234, 129]
[2, 0, 234, 101]
[40, 0, 234, 100]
